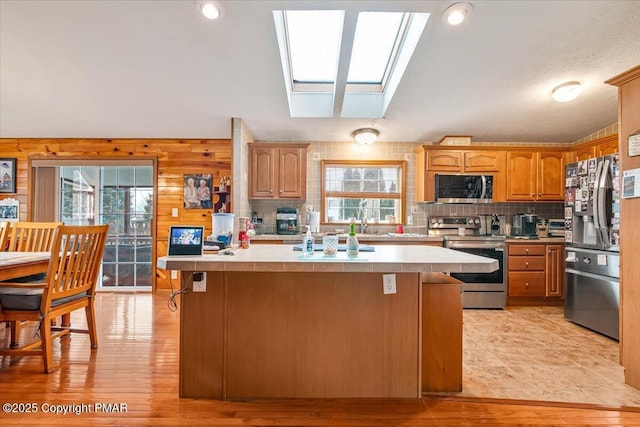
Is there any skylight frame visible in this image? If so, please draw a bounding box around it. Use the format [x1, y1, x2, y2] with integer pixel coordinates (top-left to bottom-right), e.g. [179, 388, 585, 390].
[345, 12, 411, 93]
[283, 10, 343, 93]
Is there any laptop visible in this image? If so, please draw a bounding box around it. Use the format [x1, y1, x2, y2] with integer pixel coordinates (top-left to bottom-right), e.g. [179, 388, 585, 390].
[168, 226, 204, 256]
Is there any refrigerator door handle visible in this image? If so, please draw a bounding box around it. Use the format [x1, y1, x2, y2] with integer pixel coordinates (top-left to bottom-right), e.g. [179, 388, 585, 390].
[598, 159, 612, 246]
[592, 159, 603, 231]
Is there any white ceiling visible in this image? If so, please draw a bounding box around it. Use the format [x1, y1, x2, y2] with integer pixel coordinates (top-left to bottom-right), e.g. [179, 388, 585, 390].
[1, 0, 639, 143]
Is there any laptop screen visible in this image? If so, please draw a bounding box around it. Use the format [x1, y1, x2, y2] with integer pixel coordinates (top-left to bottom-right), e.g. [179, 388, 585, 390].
[168, 226, 204, 256]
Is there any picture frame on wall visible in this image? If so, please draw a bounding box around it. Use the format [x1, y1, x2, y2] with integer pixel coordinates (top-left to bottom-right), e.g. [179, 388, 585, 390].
[183, 174, 213, 209]
[0, 158, 17, 193]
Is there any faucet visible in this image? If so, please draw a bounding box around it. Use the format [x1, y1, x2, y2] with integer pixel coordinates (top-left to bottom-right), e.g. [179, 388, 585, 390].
[358, 200, 368, 234]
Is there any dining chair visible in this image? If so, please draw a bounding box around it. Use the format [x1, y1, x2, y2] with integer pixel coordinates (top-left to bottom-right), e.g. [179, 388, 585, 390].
[0, 224, 109, 373]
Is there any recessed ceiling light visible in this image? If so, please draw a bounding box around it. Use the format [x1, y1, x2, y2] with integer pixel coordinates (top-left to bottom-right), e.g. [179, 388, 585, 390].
[442, 3, 472, 26]
[551, 81, 582, 102]
[198, 1, 224, 20]
[352, 128, 379, 145]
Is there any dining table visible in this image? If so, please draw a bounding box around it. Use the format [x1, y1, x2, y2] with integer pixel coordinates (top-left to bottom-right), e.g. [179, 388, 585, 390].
[0, 252, 50, 281]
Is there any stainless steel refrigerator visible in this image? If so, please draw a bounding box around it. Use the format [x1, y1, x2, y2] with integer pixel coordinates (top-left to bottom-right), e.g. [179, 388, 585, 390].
[564, 154, 621, 340]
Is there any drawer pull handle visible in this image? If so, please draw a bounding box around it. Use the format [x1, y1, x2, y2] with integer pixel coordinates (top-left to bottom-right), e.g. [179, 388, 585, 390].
[526, 262, 529, 267]
[526, 282, 529, 288]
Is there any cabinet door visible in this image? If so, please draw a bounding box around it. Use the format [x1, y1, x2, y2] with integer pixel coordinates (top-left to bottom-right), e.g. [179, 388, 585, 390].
[506, 152, 536, 200]
[596, 139, 619, 156]
[463, 151, 503, 172]
[427, 151, 462, 171]
[278, 147, 307, 199]
[537, 152, 565, 201]
[575, 145, 595, 161]
[250, 147, 276, 198]
[546, 244, 564, 297]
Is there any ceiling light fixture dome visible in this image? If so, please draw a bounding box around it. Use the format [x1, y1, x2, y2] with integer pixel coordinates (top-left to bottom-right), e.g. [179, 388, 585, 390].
[198, 1, 224, 20]
[352, 128, 379, 145]
[442, 3, 472, 26]
[551, 81, 582, 102]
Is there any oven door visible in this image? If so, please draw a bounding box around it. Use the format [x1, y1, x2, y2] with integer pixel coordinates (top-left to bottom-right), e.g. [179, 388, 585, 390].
[445, 243, 505, 290]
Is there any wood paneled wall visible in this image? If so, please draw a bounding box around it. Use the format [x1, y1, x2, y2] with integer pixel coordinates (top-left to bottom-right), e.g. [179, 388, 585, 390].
[0, 138, 232, 290]
[606, 65, 640, 389]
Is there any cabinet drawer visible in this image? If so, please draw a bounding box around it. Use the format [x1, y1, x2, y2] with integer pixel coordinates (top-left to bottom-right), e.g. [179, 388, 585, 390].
[508, 256, 546, 271]
[508, 245, 546, 256]
[508, 272, 546, 297]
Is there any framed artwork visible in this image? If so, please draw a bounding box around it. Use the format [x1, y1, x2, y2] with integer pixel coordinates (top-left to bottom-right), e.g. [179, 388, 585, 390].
[0, 158, 17, 193]
[183, 174, 213, 209]
[0, 197, 19, 222]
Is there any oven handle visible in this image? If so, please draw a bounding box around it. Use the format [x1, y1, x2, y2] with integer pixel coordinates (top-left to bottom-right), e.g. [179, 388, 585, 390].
[446, 243, 505, 250]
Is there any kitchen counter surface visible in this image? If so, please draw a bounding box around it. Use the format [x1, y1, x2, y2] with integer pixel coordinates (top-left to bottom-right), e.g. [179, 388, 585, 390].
[158, 243, 497, 273]
[506, 236, 566, 243]
[251, 233, 444, 243]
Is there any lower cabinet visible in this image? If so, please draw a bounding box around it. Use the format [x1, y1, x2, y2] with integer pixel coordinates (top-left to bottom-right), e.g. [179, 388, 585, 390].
[507, 242, 564, 304]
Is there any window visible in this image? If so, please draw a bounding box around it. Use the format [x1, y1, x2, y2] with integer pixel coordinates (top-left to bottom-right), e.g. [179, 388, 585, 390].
[322, 160, 405, 224]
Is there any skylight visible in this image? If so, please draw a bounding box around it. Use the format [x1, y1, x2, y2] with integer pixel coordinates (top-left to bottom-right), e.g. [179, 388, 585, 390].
[346, 12, 405, 85]
[273, 9, 429, 119]
[285, 10, 343, 85]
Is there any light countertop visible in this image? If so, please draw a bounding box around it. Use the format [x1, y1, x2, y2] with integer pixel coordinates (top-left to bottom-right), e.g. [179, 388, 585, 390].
[251, 233, 444, 243]
[157, 244, 498, 274]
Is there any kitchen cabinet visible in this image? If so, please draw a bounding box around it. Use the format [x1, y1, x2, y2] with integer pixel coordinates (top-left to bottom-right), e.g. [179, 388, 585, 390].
[425, 150, 503, 172]
[506, 151, 564, 201]
[595, 137, 619, 156]
[249, 143, 309, 200]
[574, 145, 596, 161]
[568, 135, 619, 163]
[507, 242, 564, 304]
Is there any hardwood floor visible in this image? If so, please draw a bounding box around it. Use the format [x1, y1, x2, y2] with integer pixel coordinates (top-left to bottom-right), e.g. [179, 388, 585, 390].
[1, 293, 639, 426]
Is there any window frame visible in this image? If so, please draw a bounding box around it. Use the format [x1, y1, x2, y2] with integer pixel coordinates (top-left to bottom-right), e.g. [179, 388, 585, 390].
[320, 160, 406, 225]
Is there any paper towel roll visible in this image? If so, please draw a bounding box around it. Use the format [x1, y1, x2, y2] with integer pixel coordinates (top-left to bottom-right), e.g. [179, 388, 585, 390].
[309, 212, 320, 233]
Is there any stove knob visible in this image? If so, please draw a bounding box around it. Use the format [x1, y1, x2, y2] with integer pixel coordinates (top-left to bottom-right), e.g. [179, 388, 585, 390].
[474, 218, 480, 224]
[467, 218, 474, 224]
[437, 218, 443, 224]
[430, 218, 437, 224]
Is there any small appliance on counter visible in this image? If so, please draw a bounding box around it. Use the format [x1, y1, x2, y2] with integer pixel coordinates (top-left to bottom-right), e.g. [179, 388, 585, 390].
[276, 207, 299, 235]
[512, 214, 538, 237]
[547, 219, 565, 237]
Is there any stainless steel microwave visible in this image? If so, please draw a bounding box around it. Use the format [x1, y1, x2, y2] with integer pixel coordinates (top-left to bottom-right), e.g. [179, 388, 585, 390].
[434, 174, 493, 203]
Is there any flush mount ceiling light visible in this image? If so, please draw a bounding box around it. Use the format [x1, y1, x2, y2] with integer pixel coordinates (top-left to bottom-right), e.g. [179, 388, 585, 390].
[198, 0, 224, 20]
[442, 3, 472, 26]
[551, 81, 582, 102]
[352, 128, 379, 145]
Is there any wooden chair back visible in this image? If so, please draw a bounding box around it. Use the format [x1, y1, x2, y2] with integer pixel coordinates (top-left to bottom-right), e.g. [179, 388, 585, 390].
[5, 221, 63, 252]
[0, 221, 9, 251]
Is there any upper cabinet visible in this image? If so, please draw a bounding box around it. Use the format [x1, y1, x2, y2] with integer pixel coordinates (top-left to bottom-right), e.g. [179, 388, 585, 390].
[249, 143, 310, 200]
[567, 135, 619, 163]
[506, 151, 564, 201]
[426, 150, 503, 172]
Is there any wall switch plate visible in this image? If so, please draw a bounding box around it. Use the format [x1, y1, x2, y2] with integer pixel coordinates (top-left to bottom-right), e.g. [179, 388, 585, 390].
[313, 152, 321, 160]
[192, 272, 206, 292]
[383, 274, 396, 294]
[171, 270, 178, 280]
[407, 215, 413, 225]
[411, 205, 418, 214]
[172, 208, 179, 217]
[404, 153, 412, 161]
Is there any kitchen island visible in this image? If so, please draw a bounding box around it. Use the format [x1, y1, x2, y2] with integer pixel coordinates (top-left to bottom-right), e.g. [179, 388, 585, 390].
[157, 244, 497, 400]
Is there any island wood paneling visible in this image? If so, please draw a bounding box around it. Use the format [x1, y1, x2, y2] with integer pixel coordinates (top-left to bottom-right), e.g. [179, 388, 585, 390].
[177, 271, 421, 399]
[0, 138, 232, 290]
[606, 65, 640, 389]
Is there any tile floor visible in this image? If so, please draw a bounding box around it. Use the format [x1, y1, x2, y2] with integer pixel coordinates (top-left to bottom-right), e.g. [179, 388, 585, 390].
[451, 306, 640, 408]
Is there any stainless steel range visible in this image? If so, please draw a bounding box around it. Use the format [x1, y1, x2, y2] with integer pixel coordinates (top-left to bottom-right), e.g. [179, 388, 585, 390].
[428, 216, 506, 309]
